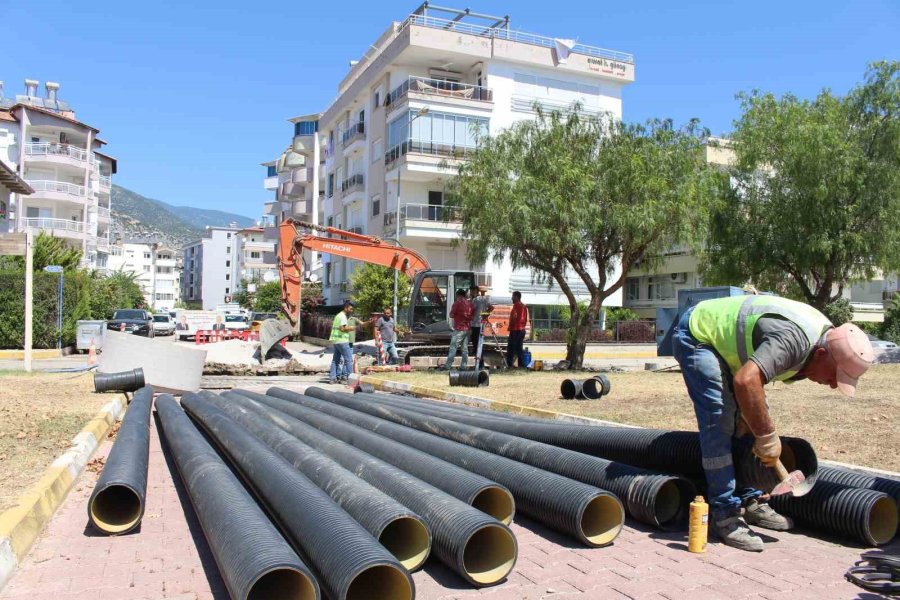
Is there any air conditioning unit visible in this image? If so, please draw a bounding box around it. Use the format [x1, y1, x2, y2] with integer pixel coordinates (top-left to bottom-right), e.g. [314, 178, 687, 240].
[670, 272, 687, 284]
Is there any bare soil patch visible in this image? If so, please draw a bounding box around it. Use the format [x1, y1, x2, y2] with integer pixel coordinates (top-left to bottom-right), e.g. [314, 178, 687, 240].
[377, 365, 900, 472]
[0, 373, 111, 511]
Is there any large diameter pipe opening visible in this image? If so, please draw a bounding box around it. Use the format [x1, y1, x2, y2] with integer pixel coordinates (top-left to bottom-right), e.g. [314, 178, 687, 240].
[346, 564, 413, 600]
[868, 496, 899, 546]
[378, 517, 431, 572]
[654, 480, 691, 529]
[247, 567, 318, 600]
[462, 524, 517, 586]
[472, 486, 515, 525]
[579, 494, 624, 547]
[89, 484, 143, 534]
[560, 379, 579, 399]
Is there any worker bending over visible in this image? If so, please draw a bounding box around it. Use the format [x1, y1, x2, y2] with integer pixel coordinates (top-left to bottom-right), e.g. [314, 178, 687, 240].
[672, 295, 874, 552]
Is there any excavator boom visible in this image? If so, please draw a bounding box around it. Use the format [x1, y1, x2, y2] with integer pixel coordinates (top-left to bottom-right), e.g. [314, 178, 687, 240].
[277, 219, 431, 329]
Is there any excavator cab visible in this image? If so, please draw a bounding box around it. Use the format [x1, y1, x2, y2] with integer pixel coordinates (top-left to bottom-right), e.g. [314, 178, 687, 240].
[406, 271, 477, 340]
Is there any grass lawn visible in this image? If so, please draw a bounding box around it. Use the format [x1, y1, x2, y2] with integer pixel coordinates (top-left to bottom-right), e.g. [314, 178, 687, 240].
[374, 364, 900, 472]
[0, 372, 111, 512]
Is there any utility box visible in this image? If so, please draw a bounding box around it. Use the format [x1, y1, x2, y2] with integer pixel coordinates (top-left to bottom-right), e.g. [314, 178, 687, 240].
[76, 320, 106, 351]
[656, 287, 749, 356]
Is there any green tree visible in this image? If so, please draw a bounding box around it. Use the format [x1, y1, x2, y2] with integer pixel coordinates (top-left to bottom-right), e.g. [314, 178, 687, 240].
[702, 62, 900, 309]
[446, 106, 718, 367]
[232, 281, 254, 309]
[881, 295, 900, 345]
[349, 263, 412, 318]
[88, 270, 146, 319]
[0, 231, 83, 271]
[253, 280, 283, 312]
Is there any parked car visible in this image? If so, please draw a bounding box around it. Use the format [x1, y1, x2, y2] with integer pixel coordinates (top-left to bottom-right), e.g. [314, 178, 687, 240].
[867, 333, 898, 351]
[152, 313, 176, 336]
[250, 312, 280, 332]
[107, 309, 155, 338]
[224, 314, 249, 332]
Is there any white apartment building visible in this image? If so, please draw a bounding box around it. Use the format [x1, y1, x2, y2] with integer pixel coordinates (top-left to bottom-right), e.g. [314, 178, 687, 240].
[107, 241, 181, 311]
[265, 4, 634, 316]
[237, 226, 277, 284]
[180, 226, 243, 310]
[623, 141, 899, 321]
[0, 79, 116, 271]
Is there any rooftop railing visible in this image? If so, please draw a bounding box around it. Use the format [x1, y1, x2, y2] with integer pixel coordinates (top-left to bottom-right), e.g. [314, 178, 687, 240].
[399, 14, 634, 64]
[24, 142, 88, 162]
[387, 76, 493, 106]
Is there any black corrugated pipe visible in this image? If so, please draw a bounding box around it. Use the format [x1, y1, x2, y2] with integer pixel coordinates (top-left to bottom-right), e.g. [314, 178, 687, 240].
[94, 368, 145, 393]
[581, 375, 611, 400]
[181, 393, 414, 600]
[769, 480, 898, 546]
[296, 387, 695, 531]
[367, 392, 818, 493]
[353, 382, 376, 394]
[261, 388, 624, 547]
[216, 392, 517, 587]
[88, 385, 153, 535]
[560, 378, 584, 399]
[208, 391, 431, 572]
[449, 370, 489, 387]
[818, 465, 900, 533]
[154, 395, 319, 600]
[230, 389, 514, 525]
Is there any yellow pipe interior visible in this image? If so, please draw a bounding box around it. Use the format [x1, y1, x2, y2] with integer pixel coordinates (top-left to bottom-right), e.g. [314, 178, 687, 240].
[472, 486, 515, 525]
[462, 524, 517, 585]
[378, 516, 431, 572]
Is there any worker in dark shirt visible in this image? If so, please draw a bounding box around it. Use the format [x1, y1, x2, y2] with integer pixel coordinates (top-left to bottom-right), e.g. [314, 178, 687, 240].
[673, 295, 875, 552]
[374, 307, 399, 365]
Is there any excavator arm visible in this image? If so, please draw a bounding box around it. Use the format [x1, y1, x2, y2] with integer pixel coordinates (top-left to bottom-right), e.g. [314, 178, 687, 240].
[277, 219, 431, 331]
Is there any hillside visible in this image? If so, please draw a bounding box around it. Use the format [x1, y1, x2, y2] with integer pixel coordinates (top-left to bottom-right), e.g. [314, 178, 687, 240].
[110, 185, 255, 248]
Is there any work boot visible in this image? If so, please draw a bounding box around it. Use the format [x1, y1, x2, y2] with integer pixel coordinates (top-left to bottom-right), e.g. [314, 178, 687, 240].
[712, 516, 764, 552]
[743, 499, 794, 531]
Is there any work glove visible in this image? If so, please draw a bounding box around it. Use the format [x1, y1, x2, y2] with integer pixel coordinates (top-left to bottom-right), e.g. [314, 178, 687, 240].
[752, 432, 781, 466]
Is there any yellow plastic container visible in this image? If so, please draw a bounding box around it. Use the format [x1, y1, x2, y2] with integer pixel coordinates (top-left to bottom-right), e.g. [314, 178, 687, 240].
[688, 496, 709, 553]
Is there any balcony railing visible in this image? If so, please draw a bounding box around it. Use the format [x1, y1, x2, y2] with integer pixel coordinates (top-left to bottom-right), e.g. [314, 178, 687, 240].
[399, 14, 634, 64]
[388, 76, 492, 106]
[24, 142, 88, 162]
[341, 122, 366, 148]
[23, 217, 85, 234]
[401, 203, 461, 223]
[28, 180, 86, 197]
[385, 140, 477, 165]
[99, 175, 111, 189]
[341, 173, 365, 194]
[97, 206, 111, 219]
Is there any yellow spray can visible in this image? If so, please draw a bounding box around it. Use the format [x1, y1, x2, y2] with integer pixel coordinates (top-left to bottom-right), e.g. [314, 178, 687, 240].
[688, 496, 709, 553]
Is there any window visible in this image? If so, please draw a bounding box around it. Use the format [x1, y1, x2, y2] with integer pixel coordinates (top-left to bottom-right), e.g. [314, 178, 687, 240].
[358, 109, 365, 123]
[225, 287, 230, 295]
[387, 110, 488, 160]
[412, 275, 449, 329]
[250, 251, 261, 259]
[225, 274, 230, 281]
[626, 278, 640, 302]
[326, 173, 334, 198]
[372, 195, 381, 217]
[294, 120, 319, 136]
[226, 247, 231, 254]
[226, 260, 231, 267]
[143, 265, 151, 272]
[227, 233, 232, 239]
[374, 91, 380, 107]
[428, 191, 443, 220]
[648, 276, 675, 301]
[143, 252, 151, 259]
[266, 165, 277, 177]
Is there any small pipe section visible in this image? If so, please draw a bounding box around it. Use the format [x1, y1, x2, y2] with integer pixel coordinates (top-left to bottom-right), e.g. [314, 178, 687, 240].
[94, 367, 145, 393]
[88, 385, 153, 534]
[353, 383, 376, 394]
[449, 370, 489, 387]
[818, 465, 900, 534]
[220, 392, 516, 587]
[155, 395, 319, 600]
[560, 378, 583, 399]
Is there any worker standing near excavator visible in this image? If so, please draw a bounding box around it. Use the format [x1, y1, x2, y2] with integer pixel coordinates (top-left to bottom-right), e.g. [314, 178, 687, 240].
[328, 300, 356, 384]
[672, 294, 875, 552]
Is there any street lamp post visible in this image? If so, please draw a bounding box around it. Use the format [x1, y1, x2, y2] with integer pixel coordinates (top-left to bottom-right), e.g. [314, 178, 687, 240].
[393, 107, 430, 319]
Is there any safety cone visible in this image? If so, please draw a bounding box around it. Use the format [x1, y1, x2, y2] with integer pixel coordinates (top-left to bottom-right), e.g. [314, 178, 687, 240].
[87, 341, 98, 365]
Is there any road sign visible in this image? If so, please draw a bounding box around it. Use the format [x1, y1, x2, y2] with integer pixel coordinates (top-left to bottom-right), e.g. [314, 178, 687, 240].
[0, 233, 27, 256]
[43, 265, 63, 273]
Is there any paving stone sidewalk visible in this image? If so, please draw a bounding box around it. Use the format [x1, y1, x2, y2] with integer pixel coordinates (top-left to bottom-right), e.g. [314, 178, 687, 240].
[1, 399, 894, 600]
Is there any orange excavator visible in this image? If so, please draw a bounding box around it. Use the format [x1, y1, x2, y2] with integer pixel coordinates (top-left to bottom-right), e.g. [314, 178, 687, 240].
[277, 219, 515, 363]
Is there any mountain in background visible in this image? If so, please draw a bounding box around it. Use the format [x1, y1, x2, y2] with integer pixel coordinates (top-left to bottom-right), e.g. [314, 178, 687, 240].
[110, 184, 256, 248]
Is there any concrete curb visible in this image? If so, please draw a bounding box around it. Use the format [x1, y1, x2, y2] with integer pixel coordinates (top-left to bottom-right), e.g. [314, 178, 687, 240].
[358, 375, 900, 479]
[0, 394, 127, 590]
[0, 349, 59, 360]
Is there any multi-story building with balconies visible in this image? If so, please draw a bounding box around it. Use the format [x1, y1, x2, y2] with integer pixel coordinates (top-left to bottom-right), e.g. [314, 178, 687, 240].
[180, 226, 243, 310]
[237, 227, 277, 284]
[265, 3, 634, 313]
[106, 241, 181, 311]
[0, 79, 116, 271]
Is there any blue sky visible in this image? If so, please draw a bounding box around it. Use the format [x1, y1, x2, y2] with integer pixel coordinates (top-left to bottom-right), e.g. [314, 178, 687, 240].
[7, 0, 898, 219]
